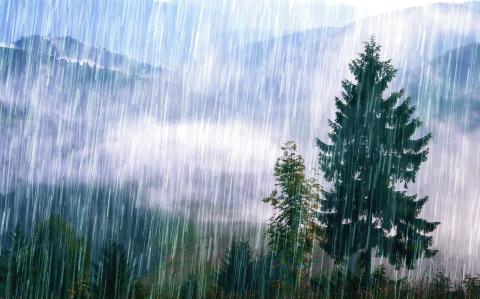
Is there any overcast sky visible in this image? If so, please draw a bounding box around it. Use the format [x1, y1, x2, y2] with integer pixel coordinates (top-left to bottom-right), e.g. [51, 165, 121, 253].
[156, 0, 478, 14]
[333, 0, 472, 10]
[1, 0, 478, 66]
[149, 0, 479, 32]
[156, 0, 475, 7]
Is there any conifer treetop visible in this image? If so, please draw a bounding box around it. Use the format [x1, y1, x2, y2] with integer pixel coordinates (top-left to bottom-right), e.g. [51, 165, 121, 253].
[316, 38, 439, 271]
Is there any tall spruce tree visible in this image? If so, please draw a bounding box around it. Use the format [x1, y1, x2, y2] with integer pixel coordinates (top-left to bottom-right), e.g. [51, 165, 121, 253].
[316, 38, 439, 287]
[264, 141, 323, 289]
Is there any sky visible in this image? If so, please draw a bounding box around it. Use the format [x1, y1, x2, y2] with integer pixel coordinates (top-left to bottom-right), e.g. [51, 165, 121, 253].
[147, 0, 480, 44]
[333, 0, 471, 11]
[159, 0, 476, 13]
[172, 0, 476, 15]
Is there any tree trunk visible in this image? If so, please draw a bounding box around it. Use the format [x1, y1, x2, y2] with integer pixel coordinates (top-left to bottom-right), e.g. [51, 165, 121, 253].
[363, 246, 372, 289]
[364, 202, 373, 289]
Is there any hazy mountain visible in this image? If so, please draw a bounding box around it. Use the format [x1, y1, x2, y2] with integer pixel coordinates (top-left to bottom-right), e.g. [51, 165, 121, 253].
[0, 35, 184, 190]
[232, 2, 480, 70]
[217, 1, 480, 136]
[12, 35, 165, 77]
[0, 0, 362, 68]
[406, 42, 480, 130]
[0, 35, 182, 115]
[2, 2, 479, 192]
[228, 27, 340, 68]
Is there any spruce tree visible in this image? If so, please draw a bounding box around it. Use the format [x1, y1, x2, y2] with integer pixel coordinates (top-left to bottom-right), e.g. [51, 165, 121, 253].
[264, 141, 323, 289]
[316, 38, 439, 287]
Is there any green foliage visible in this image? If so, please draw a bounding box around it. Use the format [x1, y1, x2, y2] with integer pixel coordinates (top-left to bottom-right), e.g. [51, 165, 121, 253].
[464, 274, 480, 298]
[216, 239, 254, 296]
[92, 240, 135, 299]
[316, 38, 439, 285]
[263, 141, 323, 288]
[131, 280, 150, 299]
[430, 271, 453, 299]
[3, 226, 29, 298]
[0, 208, 476, 299]
[0, 219, 152, 299]
[0, 249, 6, 295]
[248, 253, 276, 298]
[33, 216, 91, 298]
[324, 267, 362, 298]
[180, 274, 202, 299]
[308, 268, 480, 299]
[1, 218, 91, 299]
[371, 266, 389, 294]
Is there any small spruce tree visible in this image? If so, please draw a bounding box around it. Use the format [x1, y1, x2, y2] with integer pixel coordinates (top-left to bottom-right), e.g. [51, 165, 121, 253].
[264, 141, 323, 289]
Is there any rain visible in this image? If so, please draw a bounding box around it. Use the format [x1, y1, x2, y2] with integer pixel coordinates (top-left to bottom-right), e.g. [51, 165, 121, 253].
[0, 0, 479, 298]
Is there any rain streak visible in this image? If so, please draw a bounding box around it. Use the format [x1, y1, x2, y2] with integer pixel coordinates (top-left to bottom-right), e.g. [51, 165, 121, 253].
[0, 0, 479, 298]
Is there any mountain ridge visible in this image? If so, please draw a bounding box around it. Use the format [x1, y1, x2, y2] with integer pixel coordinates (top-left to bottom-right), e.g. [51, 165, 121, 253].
[11, 35, 166, 77]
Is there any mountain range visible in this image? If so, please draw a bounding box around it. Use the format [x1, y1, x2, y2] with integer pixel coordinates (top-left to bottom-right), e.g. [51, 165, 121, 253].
[216, 1, 480, 135]
[407, 42, 480, 131]
[0, 1, 478, 182]
[0, 0, 362, 68]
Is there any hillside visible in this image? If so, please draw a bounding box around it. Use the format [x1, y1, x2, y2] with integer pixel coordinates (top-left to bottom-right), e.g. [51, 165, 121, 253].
[12, 35, 164, 77]
[406, 43, 480, 131]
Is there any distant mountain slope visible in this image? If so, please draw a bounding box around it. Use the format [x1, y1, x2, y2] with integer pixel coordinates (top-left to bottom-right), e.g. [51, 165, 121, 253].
[0, 35, 179, 113]
[12, 35, 164, 77]
[0, 0, 360, 68]
[426, 42, 480, 85]
[329, 1, 480, 65]
[232, 2, 480, 70]
[406, 43, 480, 130]
[216, 1, 480, 134]
[0, 45, 134, 85]
[229, 27, 340, 68]
[0, 35, 186, 189]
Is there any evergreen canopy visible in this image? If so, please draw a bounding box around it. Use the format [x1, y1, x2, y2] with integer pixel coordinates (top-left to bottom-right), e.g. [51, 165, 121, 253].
[264, 141, 323, 285]
[316, 38, 439, 274]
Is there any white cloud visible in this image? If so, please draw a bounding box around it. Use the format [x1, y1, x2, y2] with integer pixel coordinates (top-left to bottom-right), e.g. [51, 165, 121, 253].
[104, 119, 280, 178]
[101, 119, 282, 220]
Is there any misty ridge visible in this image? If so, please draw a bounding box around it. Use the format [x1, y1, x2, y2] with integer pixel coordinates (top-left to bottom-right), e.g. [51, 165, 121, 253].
[0, 1, 479, 298]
